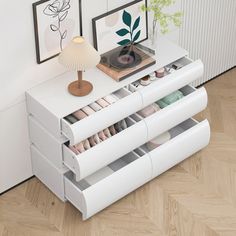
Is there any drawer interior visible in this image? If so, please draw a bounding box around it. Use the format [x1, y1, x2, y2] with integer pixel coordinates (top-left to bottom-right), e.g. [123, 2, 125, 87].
[65, 150, 142, 191]
[64, 83, 198, 158]
[65, 113, 142, 156]
[65, 117, 200, 191]
[126, 57, 193, 93]
[63, 87, 132, 125]
[62, 56, 193, 126]
[139, 118, 199, 153]
[137, 84, 196, 118]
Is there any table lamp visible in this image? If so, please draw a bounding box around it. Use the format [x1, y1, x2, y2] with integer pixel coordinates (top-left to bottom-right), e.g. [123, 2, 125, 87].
[58, 36, 101, 96]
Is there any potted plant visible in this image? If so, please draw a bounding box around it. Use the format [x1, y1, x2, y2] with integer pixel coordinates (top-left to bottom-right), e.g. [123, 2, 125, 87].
[141, 0, 182, 46]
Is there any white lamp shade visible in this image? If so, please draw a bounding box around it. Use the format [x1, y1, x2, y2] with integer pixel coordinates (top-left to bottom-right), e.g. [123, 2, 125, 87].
[58, 36, 101, 71]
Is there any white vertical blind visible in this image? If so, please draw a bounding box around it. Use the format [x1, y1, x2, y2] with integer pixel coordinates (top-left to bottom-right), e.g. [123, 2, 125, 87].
[179, 0, 236, 86]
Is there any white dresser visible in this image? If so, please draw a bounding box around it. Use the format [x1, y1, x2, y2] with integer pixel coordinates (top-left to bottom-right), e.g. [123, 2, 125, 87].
[26, 38, 210, 220]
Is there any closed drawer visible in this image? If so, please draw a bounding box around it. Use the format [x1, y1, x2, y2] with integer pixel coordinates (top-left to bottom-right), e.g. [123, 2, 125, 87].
[143, 85, 208, 140]
[63, 115, 148, 181]
[64, 151, 152, 220]
[61, 88, 142, 145]
[139, 118, 210, 178]
[139, 58, 204, 107]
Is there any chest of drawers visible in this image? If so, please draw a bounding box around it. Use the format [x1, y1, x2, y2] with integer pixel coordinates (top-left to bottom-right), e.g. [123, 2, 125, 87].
[26, 38, 210, 220]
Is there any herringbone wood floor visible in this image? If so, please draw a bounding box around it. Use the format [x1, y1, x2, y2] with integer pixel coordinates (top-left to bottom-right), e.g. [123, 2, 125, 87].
[1, 68, 236, 236]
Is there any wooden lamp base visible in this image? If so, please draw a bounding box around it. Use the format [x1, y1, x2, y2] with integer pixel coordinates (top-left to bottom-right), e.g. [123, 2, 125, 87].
[68, 71, 93, 97]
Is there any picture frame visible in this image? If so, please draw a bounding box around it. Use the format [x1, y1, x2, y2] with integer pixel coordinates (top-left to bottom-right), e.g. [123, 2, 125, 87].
[32, 0, 80, 64]
[92, 0, 148, 55]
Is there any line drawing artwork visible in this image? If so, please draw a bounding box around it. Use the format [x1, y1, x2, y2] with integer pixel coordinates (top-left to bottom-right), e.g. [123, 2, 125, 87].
[43, 0, 71, 51]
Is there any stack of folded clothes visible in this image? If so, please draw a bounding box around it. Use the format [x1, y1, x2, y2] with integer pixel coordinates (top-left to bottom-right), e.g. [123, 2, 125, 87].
[65, 94, 119, 124]
[157, 90, 184, 108]
[69, 119, 128, 155]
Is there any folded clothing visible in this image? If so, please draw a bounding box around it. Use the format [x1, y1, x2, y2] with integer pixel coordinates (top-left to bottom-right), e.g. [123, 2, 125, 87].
[82, 106, 95, 115]
[73, 110, 87, 120]
[84, 166, 114, 185]
[89, 102, 102, 112]
[65, 114, 78, 124]
[146, 131, 171, 150]
[96, 98, 110, 108]
[69, 119, 128, 155]
[138, 103, 160, 118]
[157, 90, 184, 108]
[162, 90, 184, 104]
[156, 100, 168, 109]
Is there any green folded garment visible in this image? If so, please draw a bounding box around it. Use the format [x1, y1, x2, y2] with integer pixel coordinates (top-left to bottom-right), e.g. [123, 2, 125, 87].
[156, 90, 184, 108]
[156, 100, 168, 108]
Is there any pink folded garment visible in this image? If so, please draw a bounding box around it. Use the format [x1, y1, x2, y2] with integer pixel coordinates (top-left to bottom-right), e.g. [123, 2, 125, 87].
[138, 103, 160, 118]
[96, 98, 110, 108]
[98, 131, 107, 141]
[69, 145, 80, 155]
[75, 142, 85, 153]
[82, 106, 96, 115]
[73, 110, 87, 120]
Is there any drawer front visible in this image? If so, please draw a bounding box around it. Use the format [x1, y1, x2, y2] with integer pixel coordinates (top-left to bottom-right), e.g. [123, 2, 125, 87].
[139, 59, 204, 107]
[29, 115, 66, 169]
[144, 87, 208, 140]
[64, 154, 152, 220]
[61, 91, 142, 145]
[63, 120, 148, 181]
[149, 119, 210, 178]
[31, 145, 68, 201]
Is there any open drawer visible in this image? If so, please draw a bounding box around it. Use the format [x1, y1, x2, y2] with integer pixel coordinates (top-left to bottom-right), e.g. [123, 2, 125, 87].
[64, 151, 152, 220]
[61, 57, 203, 145]
[64, 118, 210, 220]
[139, 118, 210, 178]
[137, 58, 204, 107]
[143, 85, 208, 140]
[63, 84, 207, 181]
[61, 87, 142, 145]
[63, 115, 148, 181]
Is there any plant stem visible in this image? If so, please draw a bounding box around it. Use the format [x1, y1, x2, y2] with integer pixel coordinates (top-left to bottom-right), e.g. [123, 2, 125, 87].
[57, 15, 63, 51]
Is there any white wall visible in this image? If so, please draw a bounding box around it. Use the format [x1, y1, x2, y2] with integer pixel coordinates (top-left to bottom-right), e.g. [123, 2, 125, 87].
[0, 0, 180, 193]
[179, 0, 236, 86]
[0, 0, 132, 193]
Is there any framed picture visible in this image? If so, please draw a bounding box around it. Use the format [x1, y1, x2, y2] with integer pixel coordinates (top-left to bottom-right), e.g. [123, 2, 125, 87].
[92, 0, 148, 54]
[33, 0, 80, 64]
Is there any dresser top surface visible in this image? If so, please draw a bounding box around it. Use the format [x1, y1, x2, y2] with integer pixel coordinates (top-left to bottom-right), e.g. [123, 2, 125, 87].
[26, 38, 188, 118]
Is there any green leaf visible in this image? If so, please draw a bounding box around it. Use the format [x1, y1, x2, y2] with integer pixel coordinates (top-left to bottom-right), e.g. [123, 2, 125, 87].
[116, 28, 130, 36]
[117, 39, 131, 46]
[133, 30, 141, 42]
[132, 16, 140, 32]
[123, 10, 132, 27]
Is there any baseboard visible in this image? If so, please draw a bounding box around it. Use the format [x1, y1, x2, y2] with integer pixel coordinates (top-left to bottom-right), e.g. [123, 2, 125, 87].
[0, 176, 35, 196]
